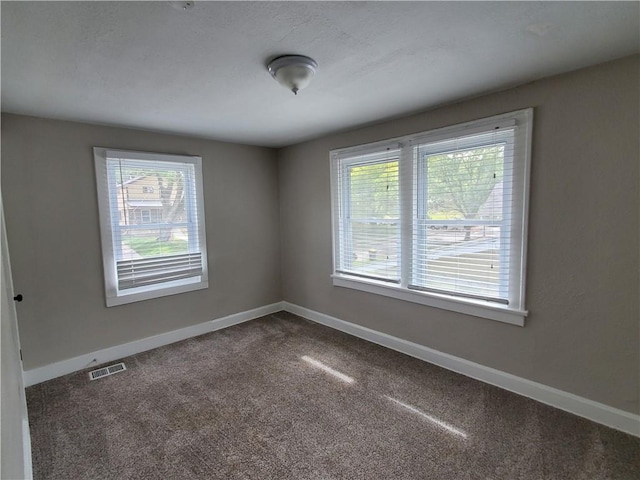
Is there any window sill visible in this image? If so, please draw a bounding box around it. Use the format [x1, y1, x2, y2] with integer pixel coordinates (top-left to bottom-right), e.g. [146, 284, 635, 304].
[331, 274, 527, 326]
[106, 277, 208, 307]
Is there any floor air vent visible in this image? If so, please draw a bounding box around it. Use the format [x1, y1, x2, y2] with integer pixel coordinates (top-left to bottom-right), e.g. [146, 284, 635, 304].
[89, 362, 127, 381]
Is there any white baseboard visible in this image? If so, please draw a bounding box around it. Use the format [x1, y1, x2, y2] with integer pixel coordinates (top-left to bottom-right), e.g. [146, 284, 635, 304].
[282, 302, 640, 437]
[23, 302, 284, 387]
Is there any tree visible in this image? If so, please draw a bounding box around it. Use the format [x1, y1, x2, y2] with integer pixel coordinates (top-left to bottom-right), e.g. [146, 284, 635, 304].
[344, 146, 502, 242]
[349, 160, 399, 219]
[157, 172, 185, 241]
[426, 145, 503, 240]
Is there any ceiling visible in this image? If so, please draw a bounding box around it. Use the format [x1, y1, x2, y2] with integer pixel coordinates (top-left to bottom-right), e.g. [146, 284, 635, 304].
[2, 2, 638, 148]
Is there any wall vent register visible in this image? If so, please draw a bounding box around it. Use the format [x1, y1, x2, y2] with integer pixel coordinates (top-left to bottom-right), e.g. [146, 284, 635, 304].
[89, 363, 127, 381]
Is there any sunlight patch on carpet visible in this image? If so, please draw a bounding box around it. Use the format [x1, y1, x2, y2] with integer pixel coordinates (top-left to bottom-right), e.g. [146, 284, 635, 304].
[301, 356, 355, 384]
[384, 395, 468, 439]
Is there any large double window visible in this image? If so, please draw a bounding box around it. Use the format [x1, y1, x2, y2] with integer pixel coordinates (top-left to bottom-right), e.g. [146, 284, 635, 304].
[94, 148, 208, 306]
[331, 109, 532, 325]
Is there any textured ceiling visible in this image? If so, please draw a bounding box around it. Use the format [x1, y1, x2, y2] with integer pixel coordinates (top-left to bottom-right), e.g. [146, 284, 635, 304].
[2, 1, 639, 147]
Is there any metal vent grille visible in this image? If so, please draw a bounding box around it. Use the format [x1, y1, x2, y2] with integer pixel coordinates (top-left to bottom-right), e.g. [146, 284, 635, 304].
[89, 362, 127, 381]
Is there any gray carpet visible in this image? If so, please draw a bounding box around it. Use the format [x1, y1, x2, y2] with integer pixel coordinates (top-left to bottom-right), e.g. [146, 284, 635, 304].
[27, 312, 639, 479]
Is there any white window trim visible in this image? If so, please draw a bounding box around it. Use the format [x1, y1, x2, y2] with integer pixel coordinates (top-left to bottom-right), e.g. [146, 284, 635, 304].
[332, 274, 526, 326]
[330, 109, 533, 326]
[94, 147, 208, 307]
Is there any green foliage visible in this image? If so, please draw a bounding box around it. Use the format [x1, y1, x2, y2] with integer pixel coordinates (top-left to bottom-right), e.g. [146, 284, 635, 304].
[346, 146, 503, 222]
[349, 161, 399, 219]
[426, 145, 503, 219]
[125, 237, 188, 257]
[428, 210, 465, 220]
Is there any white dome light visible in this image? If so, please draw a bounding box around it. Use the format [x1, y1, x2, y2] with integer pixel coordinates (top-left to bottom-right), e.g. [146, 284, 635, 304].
[267, 55, 318, 95]
[169, 1, 195, 11]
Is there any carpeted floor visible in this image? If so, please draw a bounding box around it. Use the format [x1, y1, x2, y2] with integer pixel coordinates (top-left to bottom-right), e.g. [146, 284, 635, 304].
[27, 312, 639, 479]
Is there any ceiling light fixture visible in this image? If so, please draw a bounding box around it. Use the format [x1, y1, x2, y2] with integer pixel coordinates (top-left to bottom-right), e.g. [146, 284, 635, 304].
[169, 1, 194, 11]
[267, 55, 318, 95]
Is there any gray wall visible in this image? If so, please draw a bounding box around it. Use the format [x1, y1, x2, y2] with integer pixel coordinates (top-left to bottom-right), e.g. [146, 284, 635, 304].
[2, 56, 638, 417]
[2, 115, 282, 370]
[278, 55, 639, 414]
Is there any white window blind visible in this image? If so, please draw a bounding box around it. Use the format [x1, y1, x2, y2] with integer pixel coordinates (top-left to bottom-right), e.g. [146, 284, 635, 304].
[94, 148, 208, 306]
[331, 109, 532, 325]
[117, 252, 203, 290]
[333, 148, 401, 282]
[410, 129, 515, 304]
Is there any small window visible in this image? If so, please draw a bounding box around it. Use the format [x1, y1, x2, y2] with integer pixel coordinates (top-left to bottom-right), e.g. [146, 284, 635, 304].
[94, 148, 208, 306]
[331, 109, 532, 325]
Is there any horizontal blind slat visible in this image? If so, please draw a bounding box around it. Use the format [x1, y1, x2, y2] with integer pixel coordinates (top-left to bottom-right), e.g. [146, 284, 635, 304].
[408, 284, 509, 305]
[118, 270, 203, 289]
[116, 252, 202, 290]
[117, 253, 201, 270]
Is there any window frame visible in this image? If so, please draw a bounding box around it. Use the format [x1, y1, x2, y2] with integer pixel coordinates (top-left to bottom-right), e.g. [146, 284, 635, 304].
[330, 109, 533, 326]
[335, 148, 402, 282]
[411, 130, 514, 304]
[94, 148, 208, 307]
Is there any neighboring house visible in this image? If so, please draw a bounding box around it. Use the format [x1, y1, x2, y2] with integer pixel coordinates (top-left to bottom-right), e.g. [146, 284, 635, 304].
[476, 181, 503, 220]
[116, 176, 164, 225]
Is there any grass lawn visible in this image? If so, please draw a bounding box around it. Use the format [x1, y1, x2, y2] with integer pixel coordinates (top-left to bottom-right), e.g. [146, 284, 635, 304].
[125, 237, 188, 257]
